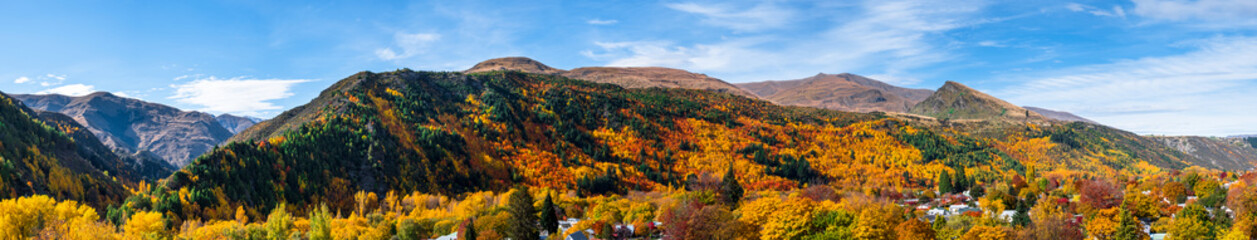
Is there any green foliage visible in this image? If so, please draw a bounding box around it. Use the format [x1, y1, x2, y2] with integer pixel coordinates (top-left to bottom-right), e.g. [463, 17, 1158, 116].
[720, 166, 743, 207]
[1011, 200, 1031, 227]
[540, 194, 559, 235]
[803, 209, 856, 240]
[507, 187, 539, 240]
[308, 204, 332, 240]
[938, 170, 953, 194]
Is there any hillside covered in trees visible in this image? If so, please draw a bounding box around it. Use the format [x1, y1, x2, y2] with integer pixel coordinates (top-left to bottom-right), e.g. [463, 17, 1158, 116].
[1, 69, 1255, 239]
[117, 69, 1200, 222]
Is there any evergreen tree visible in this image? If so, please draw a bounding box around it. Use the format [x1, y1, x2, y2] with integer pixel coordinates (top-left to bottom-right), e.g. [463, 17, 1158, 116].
[1114, 203, 1143, 240]
[720, 165, 743, 207]
[540, 194, 559, 235]
[932, 215, 947, 231]
[507, 187, 540, 240]
[953, 167, 969, 192]
[938, 171, 954, 194]
[461, 218, 478, 240]
[1011, 200, 1031, 227]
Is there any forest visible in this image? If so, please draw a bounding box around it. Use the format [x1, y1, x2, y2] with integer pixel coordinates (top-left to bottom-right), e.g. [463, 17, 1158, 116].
[1, 71, 1255, 239]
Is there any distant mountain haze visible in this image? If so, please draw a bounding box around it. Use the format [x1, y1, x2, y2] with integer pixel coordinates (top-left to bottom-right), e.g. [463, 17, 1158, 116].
[1151, 136, 1257, 171]
[464, 57, 758, 99]
[737, 73, 933, 113]
[216, 113, 262, 134]
[1024, 106, 1099, 124]
[12, 92, 235, 167]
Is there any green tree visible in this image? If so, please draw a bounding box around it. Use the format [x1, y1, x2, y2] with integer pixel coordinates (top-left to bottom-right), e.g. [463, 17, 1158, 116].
[1011, 200, 1031, 227]
[265, 204, 293, 240]
[1113, 203, 1143, 240]
[938, 171, 953, 194]
[308, 204, 332, 240]
[954, 167, 969, 193]
[507, 187, 540, 240]
[540, 194, 560, 235]
[461, 218, 478, 240]
[720, 165, 743, 207]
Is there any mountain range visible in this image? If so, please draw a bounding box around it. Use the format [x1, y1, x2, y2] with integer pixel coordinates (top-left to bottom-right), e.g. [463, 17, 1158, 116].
[464, 57, 758, 99]
[737, 73, 934, 113]
[1, 56, 1254, 220]
[12, 92, 258, 167]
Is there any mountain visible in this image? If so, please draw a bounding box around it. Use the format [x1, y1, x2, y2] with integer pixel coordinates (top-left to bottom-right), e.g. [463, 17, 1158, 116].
[153, 69, 1206, 222]
[736, 73, 934, 113]
[1024, 106, 1098, 124]
[215, 113, 260, 134]
[0, 92, 128, 208]
[33, 110, 175, 181]
[462, 57, 758, 99]
[12, 92, 235, 167]
[908, 81, 1044, 121]
[1150, 136, 1257, 171]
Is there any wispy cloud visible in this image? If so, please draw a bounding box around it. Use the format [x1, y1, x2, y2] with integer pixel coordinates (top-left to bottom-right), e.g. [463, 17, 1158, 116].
[587, 0, 984, 85]
[587, 19, 618, 25]
[375, 32, 442, 60]
[13, 76, 30, 84]
[1131, 0, 1257, 26]
[1002, 37, 1257, 136]
[169, 76, 311, 116]
[36, 84, 96, 96]
[1065, 3, 1126, 18]
[665, 2, 794, 32]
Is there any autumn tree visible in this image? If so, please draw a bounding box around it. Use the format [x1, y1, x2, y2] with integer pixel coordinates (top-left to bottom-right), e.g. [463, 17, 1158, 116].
[1170, 203, 1216, 239]
[540, 194, 559, 235]
[308, 204, 332, 240]
[507, 187, 540, 240]
[895, 218, 935, 240]
[1163, 181, 1188, 204]
[853, 203, 903, 240]
[960, 226, 1007, 240]
[720, 165, 743, 207]
[265, 204, 294, 240]
[124, 211, 167, 240]
[1080, 180, 1123, 211]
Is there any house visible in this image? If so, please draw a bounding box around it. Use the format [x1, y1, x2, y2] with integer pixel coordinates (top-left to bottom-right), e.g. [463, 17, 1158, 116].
[435, 232, 458, 240]
[566, 232, 589, 240]
[916, 204, 931, 211]
[904, 198, 920, 205]
[1149, 233, 1167, 240]
[927, 208, 947, 216]
[998, 210, 1017, 221]
[948, 204, 968, 213]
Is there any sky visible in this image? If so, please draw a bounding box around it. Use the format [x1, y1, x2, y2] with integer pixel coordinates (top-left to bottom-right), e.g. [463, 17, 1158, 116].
[1, 0, 1255, 136]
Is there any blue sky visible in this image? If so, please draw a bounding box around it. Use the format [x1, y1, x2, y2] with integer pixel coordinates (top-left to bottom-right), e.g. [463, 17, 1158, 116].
[1, 0, 1255, 136]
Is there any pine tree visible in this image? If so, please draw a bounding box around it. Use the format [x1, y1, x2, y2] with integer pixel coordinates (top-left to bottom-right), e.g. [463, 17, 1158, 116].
[1011, 200, 1031, 227]
[932, 215, 947, 231]
[938, 171, 953, 194]
[507, 187, 540, 240]
[720, 165, 743, 207]
[540, 194, 559, 235]
[953, 167, 969, 193]
[1114, 203, 1144, 240]
[461, 218, 478, 240]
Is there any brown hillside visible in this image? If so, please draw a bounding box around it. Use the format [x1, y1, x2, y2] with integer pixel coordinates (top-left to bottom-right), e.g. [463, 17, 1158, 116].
[737, 73, 934, 113]
[461, 57, 758, 99]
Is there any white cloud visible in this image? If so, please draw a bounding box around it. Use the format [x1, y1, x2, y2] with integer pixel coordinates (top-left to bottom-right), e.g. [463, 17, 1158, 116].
[977, 40, 1005, 47]
[375, 32, 442, 60]
[587, 19, 618, 25]
[169, 77, 310, 116]
[36, 84, 97, 96]
[13, 76, 30, 84]
[1001, 37, 1257, 136]
[1065, 3, 1126, 18]
[665, 2, 793, 32]
[45, 74, 66, 80]
[1132, 0, 1257, 26]
[587, 0, 982, 84]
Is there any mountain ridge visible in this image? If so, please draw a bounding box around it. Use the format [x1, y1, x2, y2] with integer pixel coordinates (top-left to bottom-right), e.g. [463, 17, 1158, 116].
[737, 73, 934, 113]
[463, 57, 758, 99]
[13, 92, 235, 167]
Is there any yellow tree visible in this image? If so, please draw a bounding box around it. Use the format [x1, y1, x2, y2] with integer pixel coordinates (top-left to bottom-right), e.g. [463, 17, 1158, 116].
[124, 211, 167, 240]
